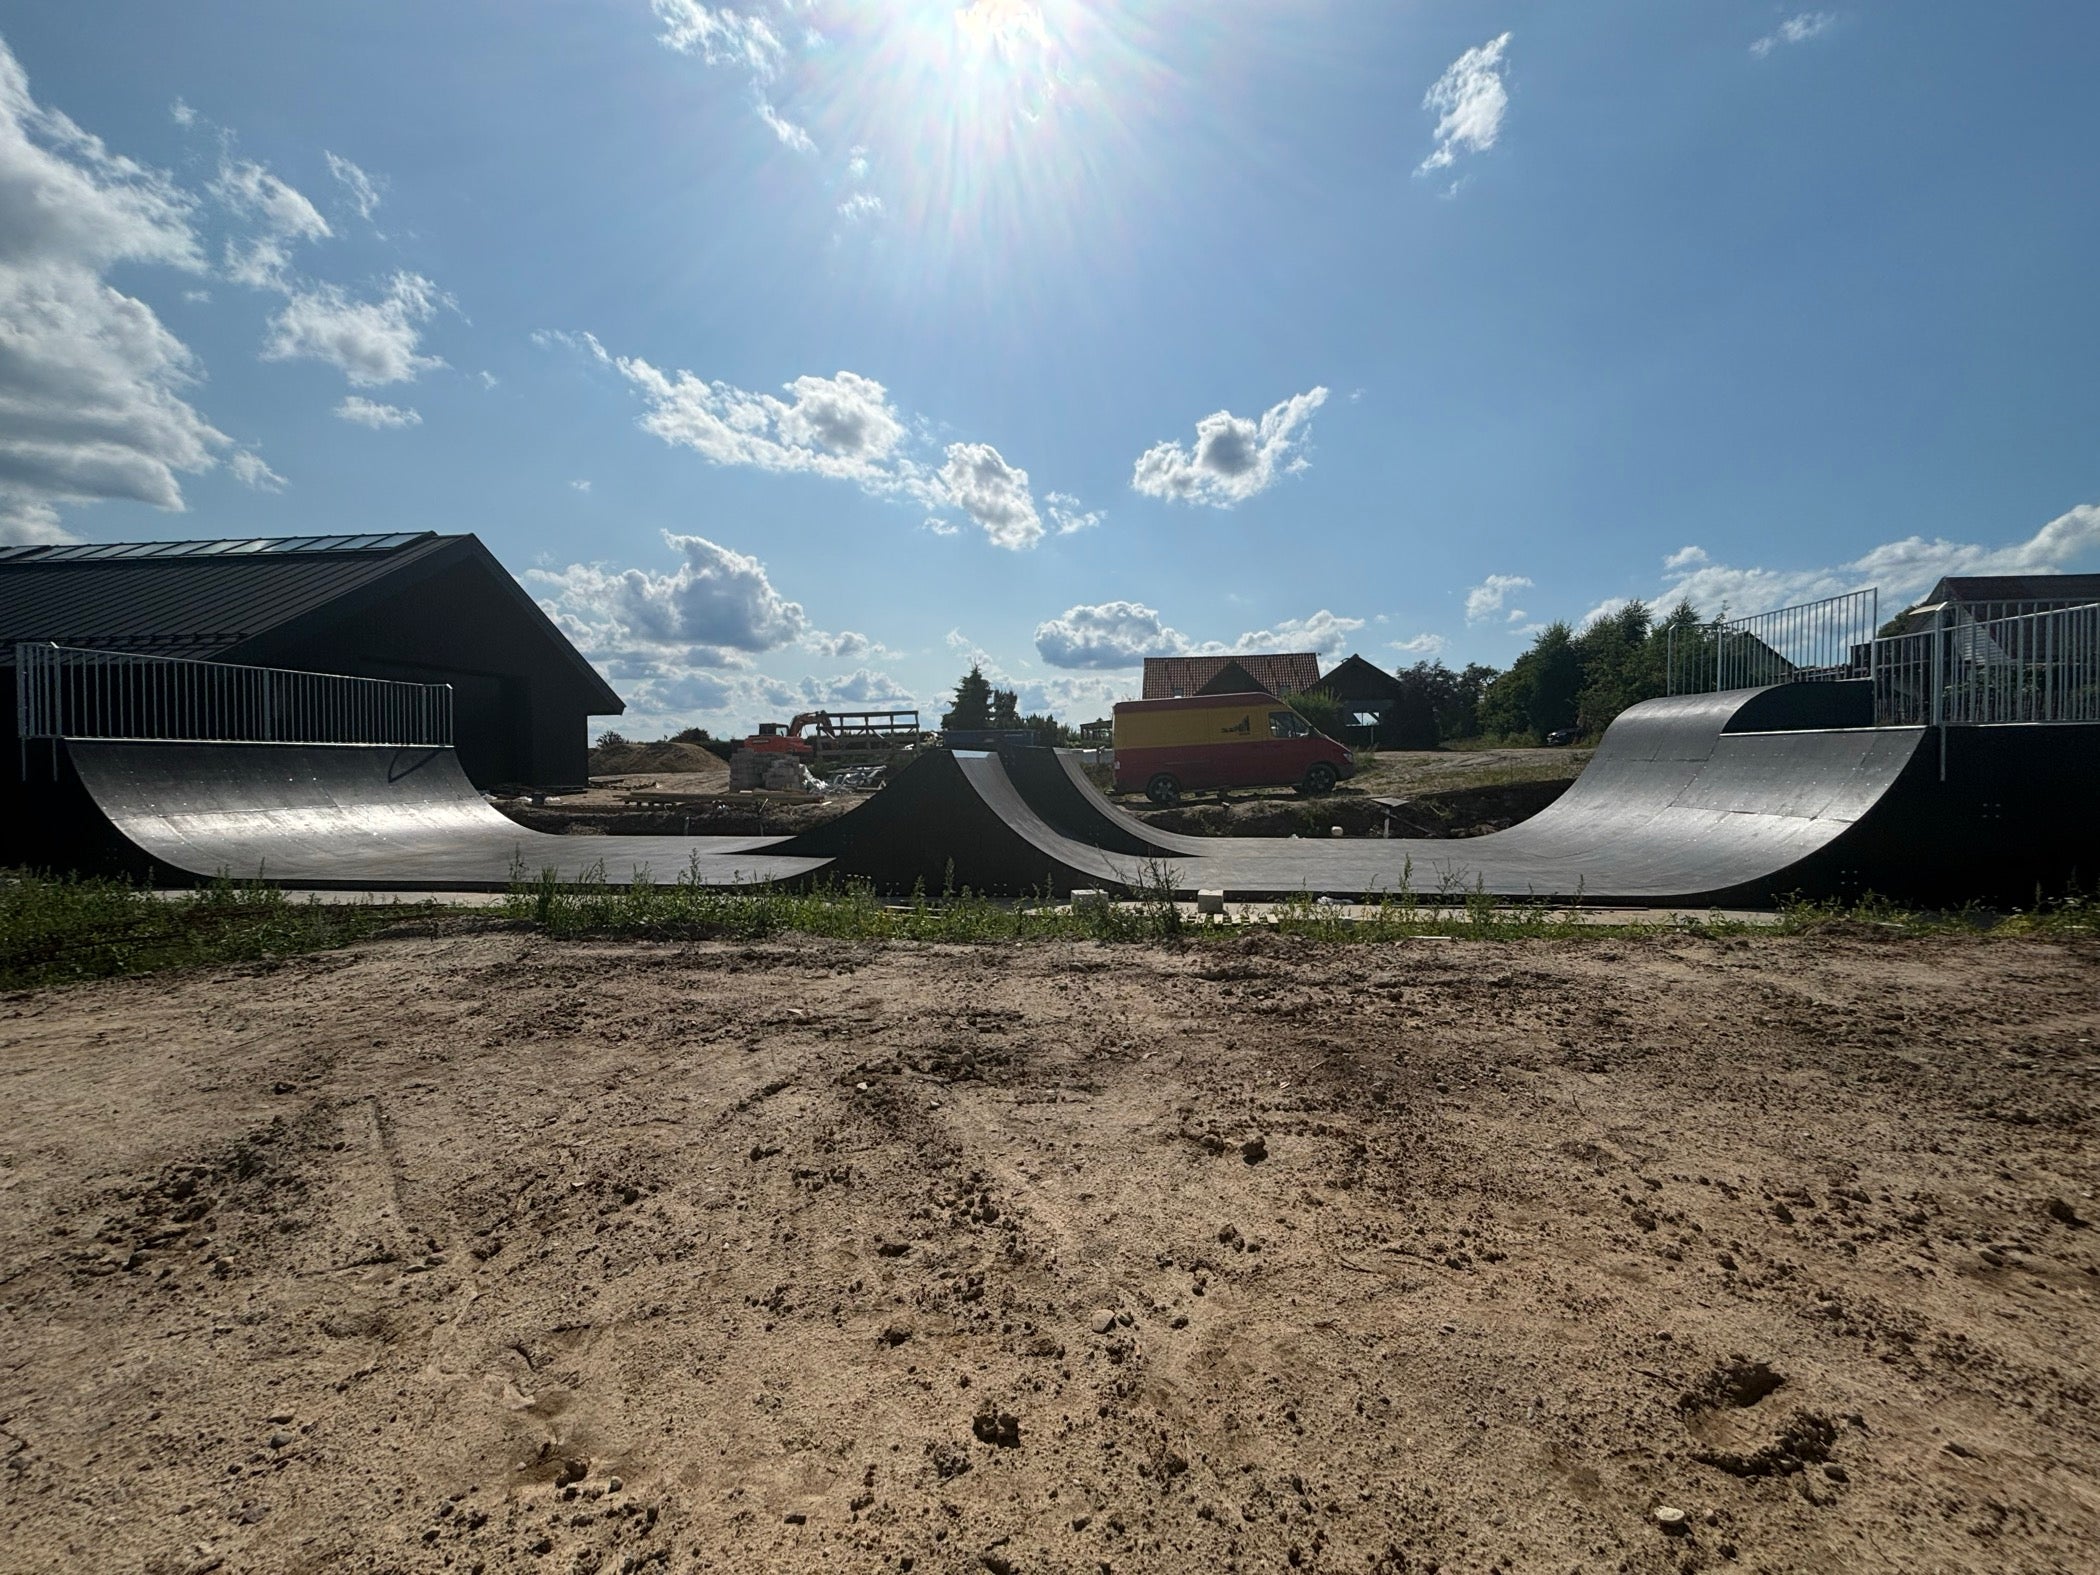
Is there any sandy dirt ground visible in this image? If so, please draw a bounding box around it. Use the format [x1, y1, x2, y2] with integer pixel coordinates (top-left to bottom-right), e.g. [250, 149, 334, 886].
[1, 929, 2096, 1575]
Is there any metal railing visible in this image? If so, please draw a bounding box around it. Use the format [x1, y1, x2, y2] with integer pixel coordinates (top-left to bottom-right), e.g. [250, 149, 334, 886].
[1873, 603, 2100, 726]
[16, 644, 453, 769]
[1666, 588, 1880, 696]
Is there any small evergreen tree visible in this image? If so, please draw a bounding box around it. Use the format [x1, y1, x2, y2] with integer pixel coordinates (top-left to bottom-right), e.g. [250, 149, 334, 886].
[942, 665, 993, 730]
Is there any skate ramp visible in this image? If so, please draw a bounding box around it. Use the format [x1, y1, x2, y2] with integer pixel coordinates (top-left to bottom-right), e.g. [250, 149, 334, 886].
[980, 684, 1941, 903]
[65, 740, 828, 890]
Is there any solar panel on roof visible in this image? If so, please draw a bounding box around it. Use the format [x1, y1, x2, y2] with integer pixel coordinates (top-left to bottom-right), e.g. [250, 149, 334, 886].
[0, 532, 437, 566]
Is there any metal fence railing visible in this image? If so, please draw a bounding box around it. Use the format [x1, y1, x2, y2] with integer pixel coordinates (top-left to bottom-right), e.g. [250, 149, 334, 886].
[1873, 603, 2100, 726]
[16, 644, 453, 773]
[1666, 588, 1880, 696]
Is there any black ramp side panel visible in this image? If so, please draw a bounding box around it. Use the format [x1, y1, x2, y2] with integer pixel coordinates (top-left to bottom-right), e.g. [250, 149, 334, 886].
[1000, 749, 1204, 858]
[67, 741, 829, 890]
[772, 749, 1148, 895]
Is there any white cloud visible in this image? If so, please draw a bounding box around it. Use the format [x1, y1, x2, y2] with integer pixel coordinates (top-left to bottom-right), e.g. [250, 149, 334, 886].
[1662, 544, 1708, 572]
[264, 272, 446, 385]
[569, 478, 592, 493]
[211, 155, 331, 288]
[923, 515, 960, 537]
[940, 441, 1042, 550]
[1390, 633, 1448, 658]
[324, 151, 382, 221]
[1659, 505, 2100, 619]
[529, 530, 925, 734]
[573, 339, 1068, 550]
[1130, 386, 1329, 508]
[804, 628, 891, 661]
[1464, 574, 1533, 622]
[334, 396, 421, 429]
[1032, 601, 1190, 669]
[1033, 601, 1363, 670]
[169, 99, 196, 128]
[836, 191, 884, 222]
[227, 449, 285, 491]
[1418, 32, 1512, 176]
[610, 358, 908, 484]
[1233, 609, 1364, 657]
[845, 146, 870, 181]
[653, 1, 832, 156]
[0, 38, 231, 543]
[652, 0, 789, 77]
[532, 530, 812, 668]
[757, 99, 816, 154]
[800, 667, 918, 708]
[1046, 491, 1102, 534]
[1752, 13, 1836, 58]
[1575, 596, 1631, 632]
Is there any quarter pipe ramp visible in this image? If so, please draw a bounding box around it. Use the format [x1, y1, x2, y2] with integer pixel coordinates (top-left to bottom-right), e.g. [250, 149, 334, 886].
[61, 741, 830, 890]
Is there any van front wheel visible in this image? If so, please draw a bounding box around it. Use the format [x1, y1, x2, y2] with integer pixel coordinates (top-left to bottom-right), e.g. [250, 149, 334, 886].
[1299, 763, 1338, 796]
[1145, 773, 1182, 806]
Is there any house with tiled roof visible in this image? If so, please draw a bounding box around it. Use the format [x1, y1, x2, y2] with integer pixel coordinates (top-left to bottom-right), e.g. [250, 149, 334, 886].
[1141, 652, 1320, 700]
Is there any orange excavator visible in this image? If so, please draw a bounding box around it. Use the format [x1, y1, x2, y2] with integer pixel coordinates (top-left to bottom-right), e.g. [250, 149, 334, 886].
[741, 712, 830, 756]
[740, 708, 923, 756]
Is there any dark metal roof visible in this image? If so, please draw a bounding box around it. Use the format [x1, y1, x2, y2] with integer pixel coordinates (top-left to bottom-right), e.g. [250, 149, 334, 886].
[1309, 653, 1401, 698]
[1926, 573, 2100, 607]
[0, 532, 454, 660]
[0, 534, 621, 712]
[0, 531, 430, 565]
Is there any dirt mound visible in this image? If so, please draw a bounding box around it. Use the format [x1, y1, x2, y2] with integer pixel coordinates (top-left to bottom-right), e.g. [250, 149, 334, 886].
[1135, 777, 1572, 839]
[1, 931, 2095, 1572]
[587, 739, 730, 783]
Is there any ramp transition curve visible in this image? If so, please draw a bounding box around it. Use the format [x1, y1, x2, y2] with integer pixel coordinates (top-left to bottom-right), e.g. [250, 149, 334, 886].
[61, 741, 829, 890]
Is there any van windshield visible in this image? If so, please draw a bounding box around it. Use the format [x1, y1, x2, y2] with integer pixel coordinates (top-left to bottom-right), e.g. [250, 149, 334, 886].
[1269, 710, 1309, 739]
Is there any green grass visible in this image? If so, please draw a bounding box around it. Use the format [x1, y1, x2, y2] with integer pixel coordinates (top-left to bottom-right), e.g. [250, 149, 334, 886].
[0, 872, 440, 990]
[1, 867, 2089, 995]
[500, 857, 2100, 946]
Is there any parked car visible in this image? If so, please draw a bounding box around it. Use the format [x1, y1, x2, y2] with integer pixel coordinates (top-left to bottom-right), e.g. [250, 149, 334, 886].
[1112, 692, 1355, 805]
[1543, 728, 1578, 747]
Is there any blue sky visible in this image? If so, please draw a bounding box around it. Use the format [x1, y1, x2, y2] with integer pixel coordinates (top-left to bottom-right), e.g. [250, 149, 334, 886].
[2, 1, 2096, 731]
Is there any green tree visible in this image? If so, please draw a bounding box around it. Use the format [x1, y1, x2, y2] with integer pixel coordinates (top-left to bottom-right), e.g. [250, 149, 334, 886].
[1393, 659, 1502, 743]
[1572, 601, 1658, 736]
[942, 665, 993, 730]
[990, 687, 1021, 728]
[1285, 689, 1347, 739]
[1017, 712, 1071, 748]
[1479, 622, 1580, 741]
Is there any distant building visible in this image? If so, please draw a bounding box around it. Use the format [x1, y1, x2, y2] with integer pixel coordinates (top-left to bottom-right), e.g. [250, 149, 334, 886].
[1914, 574, 2100, 624]
[1142, 652, 1320, 700]
[0, 531, 620, 787]
[1307, 654, 1438, 749]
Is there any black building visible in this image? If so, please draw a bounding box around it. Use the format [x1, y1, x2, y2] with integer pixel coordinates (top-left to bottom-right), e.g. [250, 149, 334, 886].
[0, 532, 620, 787]
[1308, 654, 1437, 749]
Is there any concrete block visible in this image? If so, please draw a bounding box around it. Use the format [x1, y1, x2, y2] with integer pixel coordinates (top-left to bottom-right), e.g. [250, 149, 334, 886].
[1070, 889, 1110, 912]
[1196, 890, 1227, 915]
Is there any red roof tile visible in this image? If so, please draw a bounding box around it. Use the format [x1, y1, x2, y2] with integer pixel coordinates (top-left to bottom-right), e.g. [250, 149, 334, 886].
[1142, 652, 1321, 700]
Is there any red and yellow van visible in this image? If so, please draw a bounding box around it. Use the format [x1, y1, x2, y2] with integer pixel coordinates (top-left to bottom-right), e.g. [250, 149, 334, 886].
[1112, 692, 1355, 805]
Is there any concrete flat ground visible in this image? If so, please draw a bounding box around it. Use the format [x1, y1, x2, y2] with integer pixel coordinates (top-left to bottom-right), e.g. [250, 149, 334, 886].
[0, 930, 2095, 1574]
